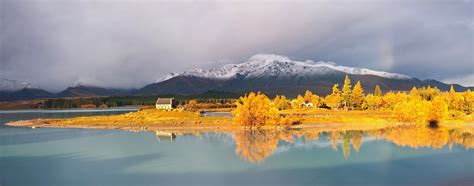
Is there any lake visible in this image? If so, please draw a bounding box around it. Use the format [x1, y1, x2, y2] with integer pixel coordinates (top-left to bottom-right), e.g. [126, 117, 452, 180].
[1, 109, 473, 185]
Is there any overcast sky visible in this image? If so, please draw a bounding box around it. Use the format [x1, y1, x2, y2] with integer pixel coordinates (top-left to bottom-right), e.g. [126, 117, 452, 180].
[1, 0, 473, 92]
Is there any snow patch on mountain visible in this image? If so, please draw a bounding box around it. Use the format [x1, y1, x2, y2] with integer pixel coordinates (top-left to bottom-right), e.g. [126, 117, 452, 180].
[156, 54, 410, 83]
[0, 78, 38, 91]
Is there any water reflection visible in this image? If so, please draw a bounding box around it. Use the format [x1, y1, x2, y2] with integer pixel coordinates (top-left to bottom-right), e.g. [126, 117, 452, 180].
[155, 131, 176, 141]
[154, 125, 474, 164]
[234, 130, 293, 164]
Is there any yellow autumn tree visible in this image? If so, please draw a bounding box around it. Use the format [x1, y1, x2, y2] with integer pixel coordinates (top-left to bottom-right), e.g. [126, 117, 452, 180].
[233, 92, 295, 127]
[374, 85, 382, 97]
[382, 91, 411, 110]
[341, 75, 352, 110]
[419, 86, 440, 101]
[351, 81, 365, 109]
[273, 95, 280, 108]
[310, 94, 322, 108]
[325, 84, 343, 109]
[273, 95, 289, 110]
[462, 89, 474, 114]
[425, 96, 448, 125]
[304, 90, 313, 104]
[365, 94, 383, 110]
[292, 95, 305, 109]
[448, 85, 464, 111]
[410, 86, 419, 96]
[382, 92, 397, 110]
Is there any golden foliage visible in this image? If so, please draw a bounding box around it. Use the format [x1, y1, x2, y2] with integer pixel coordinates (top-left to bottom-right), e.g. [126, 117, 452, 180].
[310, 94, 323, 108]
[365, 94, 383, 110]
[374, 85, 383, 97]
[449, 86, 462, 111]
[187, 100, 198, 109]
[341, 75, 352, 109]
[419, 86, 441, 101]
[462, 90, 474, 114]
[393, 98, 430, 123]
[425, 96, 448, 124]
[232, 92, 296, 128]
[410, 86, 419, 97]
[351, 81, 365, 109]
[304, 90, 314, 104]
[273, 95, 290, 110]
[382, 92, 410, 110]
[324, 84, 343, 109]
[290, 95, 305, 109]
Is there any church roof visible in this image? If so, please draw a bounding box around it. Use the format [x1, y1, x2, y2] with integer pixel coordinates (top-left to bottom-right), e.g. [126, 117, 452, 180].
[156, 98, 173, 105]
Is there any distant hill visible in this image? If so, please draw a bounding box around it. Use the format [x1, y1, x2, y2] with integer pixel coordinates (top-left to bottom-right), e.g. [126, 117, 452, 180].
[137, 54, 471, 97]
[0, 79, 54, 101]
[57, 85, 131, 98]
[0, 80, 131, 101]
[194, 90, 241, 98]
[0, 88, 54, 101]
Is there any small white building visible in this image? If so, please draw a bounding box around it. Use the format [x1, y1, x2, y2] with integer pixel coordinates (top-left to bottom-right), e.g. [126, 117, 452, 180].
[155, 98, 174, 110]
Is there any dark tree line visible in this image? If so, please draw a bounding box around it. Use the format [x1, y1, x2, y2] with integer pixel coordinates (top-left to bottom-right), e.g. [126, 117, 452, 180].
[43, 93, 238, 109]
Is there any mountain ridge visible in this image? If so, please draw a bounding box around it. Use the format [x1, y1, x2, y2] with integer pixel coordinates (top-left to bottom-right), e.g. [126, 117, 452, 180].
[140, 54, 470, 97]
[56, 85, 131, 98]
[155, 54, 411, 83]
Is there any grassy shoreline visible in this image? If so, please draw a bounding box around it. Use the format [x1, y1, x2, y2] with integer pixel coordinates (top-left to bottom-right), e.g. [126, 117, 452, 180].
[6, 108, 473, 133]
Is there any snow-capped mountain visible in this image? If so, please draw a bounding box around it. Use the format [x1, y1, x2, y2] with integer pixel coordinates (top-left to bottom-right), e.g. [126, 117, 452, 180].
[0, 78, 38, 92]
[139, 54, 467, 96]
[156, 54, 410, 83]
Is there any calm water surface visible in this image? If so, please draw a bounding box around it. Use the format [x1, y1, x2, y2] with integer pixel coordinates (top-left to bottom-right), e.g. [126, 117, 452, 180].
[0, 110, 473, 185]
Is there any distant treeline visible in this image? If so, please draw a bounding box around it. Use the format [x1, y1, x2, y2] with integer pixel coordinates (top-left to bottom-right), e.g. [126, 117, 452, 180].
[43, 91, 240, 109]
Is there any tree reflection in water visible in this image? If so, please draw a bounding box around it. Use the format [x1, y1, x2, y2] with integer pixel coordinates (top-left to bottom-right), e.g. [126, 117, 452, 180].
[154, 125, 474, 164]
[233, 129, 296, 164]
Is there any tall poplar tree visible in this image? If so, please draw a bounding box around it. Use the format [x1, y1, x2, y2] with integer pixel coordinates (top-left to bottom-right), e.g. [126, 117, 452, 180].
[341, 75, 352, 110]
[351, 81, 365, 109]
[374, 85, 382, 96]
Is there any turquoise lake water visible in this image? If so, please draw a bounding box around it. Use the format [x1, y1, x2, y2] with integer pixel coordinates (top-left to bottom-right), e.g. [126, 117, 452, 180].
[0, 110, 473, 185]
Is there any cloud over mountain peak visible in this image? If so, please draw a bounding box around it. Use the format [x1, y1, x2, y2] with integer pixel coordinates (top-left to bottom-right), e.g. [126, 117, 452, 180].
[156, 54, 410, 83]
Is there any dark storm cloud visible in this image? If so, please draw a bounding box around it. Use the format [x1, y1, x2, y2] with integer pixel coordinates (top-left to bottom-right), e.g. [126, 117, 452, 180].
[0, 0, 473, 91]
